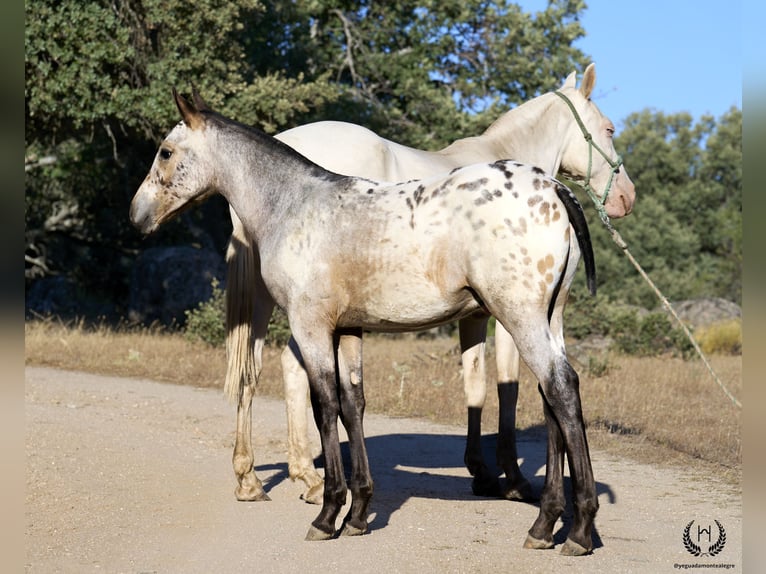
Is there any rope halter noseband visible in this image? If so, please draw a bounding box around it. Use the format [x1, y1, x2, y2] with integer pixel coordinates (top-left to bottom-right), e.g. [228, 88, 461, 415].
[554, 90, 624, 225]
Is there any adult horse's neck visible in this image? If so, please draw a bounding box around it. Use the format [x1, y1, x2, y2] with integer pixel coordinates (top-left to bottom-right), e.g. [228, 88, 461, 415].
[440, 92, 568, 176]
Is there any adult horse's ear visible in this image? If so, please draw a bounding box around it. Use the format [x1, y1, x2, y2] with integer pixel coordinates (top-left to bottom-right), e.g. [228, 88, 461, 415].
[561, 70, 577, 90]
[579, 63, 596, 100]
[172, 87, 205, 130]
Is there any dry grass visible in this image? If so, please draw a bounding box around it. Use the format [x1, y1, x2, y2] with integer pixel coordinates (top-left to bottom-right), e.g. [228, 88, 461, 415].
[25, 319, 741, 483]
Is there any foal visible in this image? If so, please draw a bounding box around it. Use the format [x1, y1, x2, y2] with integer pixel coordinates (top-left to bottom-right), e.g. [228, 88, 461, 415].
[131, 90, 601, 555]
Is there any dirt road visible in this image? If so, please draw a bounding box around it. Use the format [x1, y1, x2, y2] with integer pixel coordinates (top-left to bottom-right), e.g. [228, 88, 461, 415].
[25, 367, 742, 573]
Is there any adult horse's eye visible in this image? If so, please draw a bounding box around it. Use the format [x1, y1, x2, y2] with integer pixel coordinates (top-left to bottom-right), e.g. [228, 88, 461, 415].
[159, 148, 172, 161]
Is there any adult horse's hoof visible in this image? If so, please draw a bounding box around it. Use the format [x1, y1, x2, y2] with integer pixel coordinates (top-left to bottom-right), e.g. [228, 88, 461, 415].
[300, 482, 324, 505]
[560, 538, 592, 556]
[235, 487, 271, 502]
[305, 525, 334, 541]
[502, 478, 537, 502]
[523, 534, 554, 550]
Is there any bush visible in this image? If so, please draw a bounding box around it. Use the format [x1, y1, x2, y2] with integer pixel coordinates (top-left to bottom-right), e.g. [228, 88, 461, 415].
[694, 318, 742, 355]
[184, 279, 293, 347]
[610, 311, 694, 358]
[184, 279, 227, 346]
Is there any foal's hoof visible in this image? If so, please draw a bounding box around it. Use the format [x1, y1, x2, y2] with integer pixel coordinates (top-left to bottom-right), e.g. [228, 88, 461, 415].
[305, 525, 334, 541]
[471, 475, 502, 498]
[340, 522, 367, 537]
[560, 538, 592, 556]
[235, 487, 271, 502]
[523, 534, 554, 550]
[502, 478, 537, 502]
[300, 483, 324, 505]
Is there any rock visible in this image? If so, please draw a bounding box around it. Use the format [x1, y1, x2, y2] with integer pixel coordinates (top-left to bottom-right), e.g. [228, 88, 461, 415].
[25, 276, 116, 319]
[671, 298, 741, 329]
[128, 246, 225, 325]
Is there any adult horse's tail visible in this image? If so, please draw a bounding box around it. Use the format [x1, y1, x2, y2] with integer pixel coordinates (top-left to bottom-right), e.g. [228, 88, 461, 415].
[553, 182, 597, 296]
[224, 213, 257, 401]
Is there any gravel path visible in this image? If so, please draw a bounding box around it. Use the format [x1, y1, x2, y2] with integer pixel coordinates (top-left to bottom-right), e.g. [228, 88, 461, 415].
[26, 367, 742, 573]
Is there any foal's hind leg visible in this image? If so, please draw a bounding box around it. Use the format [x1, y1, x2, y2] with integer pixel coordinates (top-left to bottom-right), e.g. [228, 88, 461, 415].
[458, 316, 500, 497]
[494, 324, 535, 502]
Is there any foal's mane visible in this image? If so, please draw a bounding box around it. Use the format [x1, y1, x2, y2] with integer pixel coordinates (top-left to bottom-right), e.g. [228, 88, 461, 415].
[199, 108, 347, 182]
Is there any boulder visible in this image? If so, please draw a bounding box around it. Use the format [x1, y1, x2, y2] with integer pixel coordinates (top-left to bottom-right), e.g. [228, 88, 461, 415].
[128, 245, 225, 325]
[671, 297, 741, 329]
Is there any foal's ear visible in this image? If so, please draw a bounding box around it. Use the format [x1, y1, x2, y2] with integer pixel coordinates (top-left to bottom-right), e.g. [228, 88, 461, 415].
[172, 87, 205, 130]
[579, 63, 596, 100]
[191, 85, 212, 112]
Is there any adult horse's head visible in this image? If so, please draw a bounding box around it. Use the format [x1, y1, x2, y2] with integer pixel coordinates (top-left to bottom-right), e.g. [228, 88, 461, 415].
[556, 64, 636, 218]
[130, 89, 213, 235]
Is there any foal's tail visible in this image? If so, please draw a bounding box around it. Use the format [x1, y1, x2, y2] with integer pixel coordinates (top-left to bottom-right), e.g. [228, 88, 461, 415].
[224, 213, 257, 402]
[554, 182, 597, 296]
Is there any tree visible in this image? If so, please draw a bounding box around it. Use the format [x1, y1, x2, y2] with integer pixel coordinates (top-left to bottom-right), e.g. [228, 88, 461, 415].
[574, 107, 742, 309]
[24, 0, 593, 321]
[242, 0, 588, 148]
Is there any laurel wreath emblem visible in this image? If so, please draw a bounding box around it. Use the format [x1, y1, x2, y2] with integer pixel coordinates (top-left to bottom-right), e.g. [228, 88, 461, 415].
[683, 520, 726, 557]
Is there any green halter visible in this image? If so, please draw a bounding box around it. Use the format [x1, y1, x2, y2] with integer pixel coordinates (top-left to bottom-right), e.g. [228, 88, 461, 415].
[554, 90, 623, 224]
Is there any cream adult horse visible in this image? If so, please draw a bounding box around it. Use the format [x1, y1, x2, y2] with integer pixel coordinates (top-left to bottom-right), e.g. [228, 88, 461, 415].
[131, 87, 617, 552]
[225, 64, 635, 505]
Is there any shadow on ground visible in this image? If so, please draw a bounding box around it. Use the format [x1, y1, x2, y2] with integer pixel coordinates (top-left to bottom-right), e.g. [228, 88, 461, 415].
[257, 426, 614, 547]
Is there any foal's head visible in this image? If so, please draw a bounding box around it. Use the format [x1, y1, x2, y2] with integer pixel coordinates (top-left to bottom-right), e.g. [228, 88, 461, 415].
[557, 64, 636, 219]
[130, 90, 214, 235]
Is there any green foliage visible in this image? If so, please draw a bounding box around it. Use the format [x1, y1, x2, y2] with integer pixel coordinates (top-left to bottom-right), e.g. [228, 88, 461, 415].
[243, 0, 588, 147]
[184, 279, 227, 347]
[609, 311, 694, 358]
[579, 107, 742, 309]
[184, 279, 292, 347]
[24, 0, 741, 345]
[565, 292, 694, 358]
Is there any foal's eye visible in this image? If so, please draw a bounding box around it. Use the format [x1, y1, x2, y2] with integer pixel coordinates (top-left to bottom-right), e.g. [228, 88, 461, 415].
[606, 127, 615, 137]
[159, 148, 173, 161]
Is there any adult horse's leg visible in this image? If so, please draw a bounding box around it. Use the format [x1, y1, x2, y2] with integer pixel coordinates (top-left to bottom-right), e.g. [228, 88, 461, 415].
[226, 215, 274, 501]
[335, 330, 374, 536]
[458, 315, 500, 497]
[281, 338, 325, 504]
[494, 324, 535, 501]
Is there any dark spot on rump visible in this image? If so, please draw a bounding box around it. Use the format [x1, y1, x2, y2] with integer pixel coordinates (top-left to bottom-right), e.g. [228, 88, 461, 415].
[458, 178, 489, 192]
[533, 178, 541, 191]
[527, 195, 543, 207]
[367, 188, 375, 194]
[413, 184, 426, 205]
[532, 166, 545, 175]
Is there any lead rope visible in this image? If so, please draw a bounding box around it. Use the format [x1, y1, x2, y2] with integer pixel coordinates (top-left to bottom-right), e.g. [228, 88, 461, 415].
[555, 91, 741, 409]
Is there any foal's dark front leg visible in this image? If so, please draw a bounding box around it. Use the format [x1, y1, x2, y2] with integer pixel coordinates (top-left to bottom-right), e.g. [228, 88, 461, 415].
[297, 335, 349, 541]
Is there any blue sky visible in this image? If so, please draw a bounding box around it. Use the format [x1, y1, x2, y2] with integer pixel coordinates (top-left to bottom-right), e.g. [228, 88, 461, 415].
[521, 1, 742, 128]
